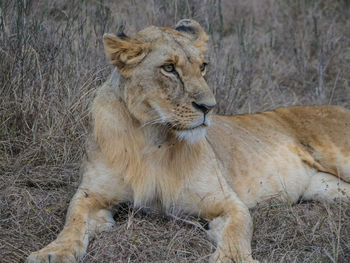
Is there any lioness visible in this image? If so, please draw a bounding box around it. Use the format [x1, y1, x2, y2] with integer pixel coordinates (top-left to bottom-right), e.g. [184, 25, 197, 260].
[27, 19, 350, 263]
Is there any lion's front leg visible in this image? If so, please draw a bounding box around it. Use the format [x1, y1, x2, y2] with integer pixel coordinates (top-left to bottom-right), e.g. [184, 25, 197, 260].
[182, 170, 259, 263]
[26, 158, 130, 263]
[26, 189, 115, 263]
[206, 201, 258, 263]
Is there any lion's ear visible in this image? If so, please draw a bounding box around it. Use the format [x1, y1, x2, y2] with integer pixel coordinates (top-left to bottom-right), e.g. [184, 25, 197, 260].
[175, 19, 209, 52]
[103, 33, 150, 77]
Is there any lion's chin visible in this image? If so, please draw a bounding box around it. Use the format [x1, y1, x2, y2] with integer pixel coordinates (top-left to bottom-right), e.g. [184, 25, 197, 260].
[175, 126, 207, 144]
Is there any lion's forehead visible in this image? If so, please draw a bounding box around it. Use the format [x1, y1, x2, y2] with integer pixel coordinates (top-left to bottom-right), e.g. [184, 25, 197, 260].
[136, 26, 184, 42]
[159, 45, 202, 63]
[136, 26, 203, 63]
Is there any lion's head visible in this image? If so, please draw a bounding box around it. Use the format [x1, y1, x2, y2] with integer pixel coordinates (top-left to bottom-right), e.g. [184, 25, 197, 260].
[103, 19, 216, 144]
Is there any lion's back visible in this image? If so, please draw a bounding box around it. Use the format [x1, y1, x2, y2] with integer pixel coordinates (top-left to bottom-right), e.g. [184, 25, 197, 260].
[209, 105, 350, 146]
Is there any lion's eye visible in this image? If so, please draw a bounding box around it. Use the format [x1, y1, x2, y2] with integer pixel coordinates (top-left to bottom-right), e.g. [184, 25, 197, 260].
[200, 63, 207, 75]
[162, 64, 176, 73]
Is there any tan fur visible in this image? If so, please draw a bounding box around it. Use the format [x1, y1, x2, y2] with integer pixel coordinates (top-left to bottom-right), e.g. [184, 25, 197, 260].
[27, 20, 350, 263]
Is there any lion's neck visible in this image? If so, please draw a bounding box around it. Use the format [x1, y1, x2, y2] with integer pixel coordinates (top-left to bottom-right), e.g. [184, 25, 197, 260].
[113, 101, 205, 207]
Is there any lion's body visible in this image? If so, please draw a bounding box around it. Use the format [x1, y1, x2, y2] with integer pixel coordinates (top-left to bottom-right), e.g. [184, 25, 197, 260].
[210, 106, 350, 207]
[27, 20, 350, 263]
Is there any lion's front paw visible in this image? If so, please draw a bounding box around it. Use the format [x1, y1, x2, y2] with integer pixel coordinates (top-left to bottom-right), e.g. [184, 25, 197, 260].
[209, 251, 260, 263]
[210, 258, 260, 263]
[26, 252, 76, 263]
[26, 240, 85, 263]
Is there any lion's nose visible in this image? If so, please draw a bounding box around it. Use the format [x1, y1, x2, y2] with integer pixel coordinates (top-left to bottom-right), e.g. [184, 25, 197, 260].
[192, 101, 216, 115]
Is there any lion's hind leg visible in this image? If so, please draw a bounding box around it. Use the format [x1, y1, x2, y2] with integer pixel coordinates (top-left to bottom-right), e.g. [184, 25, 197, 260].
[302, 172, 350, 202]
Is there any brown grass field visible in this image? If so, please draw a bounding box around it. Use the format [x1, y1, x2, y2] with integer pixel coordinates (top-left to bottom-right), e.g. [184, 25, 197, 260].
[1, 0, 350, 262]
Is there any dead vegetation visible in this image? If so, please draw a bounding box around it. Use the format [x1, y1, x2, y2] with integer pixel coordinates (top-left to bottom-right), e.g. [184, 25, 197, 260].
[1, 0, 350, 262]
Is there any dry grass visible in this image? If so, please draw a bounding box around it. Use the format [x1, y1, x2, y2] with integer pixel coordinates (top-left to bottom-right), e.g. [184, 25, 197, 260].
[1, 0, 350, 262]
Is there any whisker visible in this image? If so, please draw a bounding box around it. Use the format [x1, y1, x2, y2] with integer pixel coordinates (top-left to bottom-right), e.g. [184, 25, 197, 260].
[141, 117, 166, 128]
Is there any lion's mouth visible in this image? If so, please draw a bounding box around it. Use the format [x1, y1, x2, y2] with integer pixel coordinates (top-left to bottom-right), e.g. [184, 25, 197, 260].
[166, 122, 207, 131]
